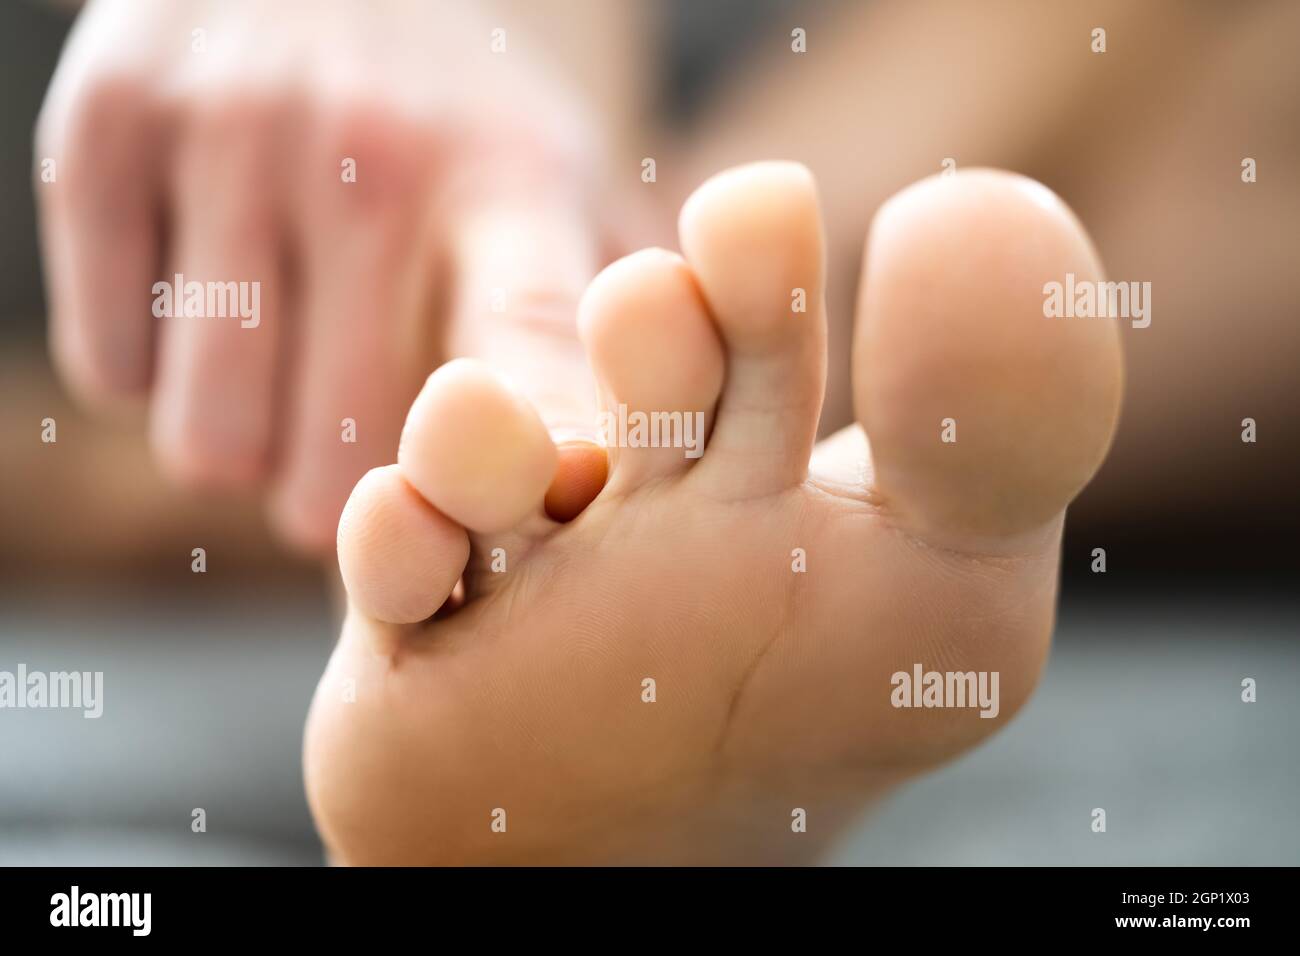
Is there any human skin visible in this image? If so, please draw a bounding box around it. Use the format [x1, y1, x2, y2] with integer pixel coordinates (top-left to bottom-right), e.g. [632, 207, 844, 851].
[33, 0, 652, 555]
[33, 0, 1294, 564]
[678, 0, 1300, 525]
[304, 163, 1122, 865]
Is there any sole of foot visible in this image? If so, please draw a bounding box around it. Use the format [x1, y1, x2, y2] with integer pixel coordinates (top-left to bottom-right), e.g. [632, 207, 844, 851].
[305, 163, 1121, 865]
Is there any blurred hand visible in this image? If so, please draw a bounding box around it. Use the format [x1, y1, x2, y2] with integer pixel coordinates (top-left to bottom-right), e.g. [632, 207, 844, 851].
[35, 0, 614, 553]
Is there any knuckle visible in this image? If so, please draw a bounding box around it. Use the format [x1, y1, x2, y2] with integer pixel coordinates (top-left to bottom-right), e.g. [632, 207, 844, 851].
[316, 101, 432, 218]
[187, 89, 281, 143]
[67, 72, 154, 140]
[48, 73, 156, 192]
[180, 89, 282, 167]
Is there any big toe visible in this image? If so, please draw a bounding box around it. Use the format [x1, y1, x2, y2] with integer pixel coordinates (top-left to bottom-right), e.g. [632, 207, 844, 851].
[854, 169, 1123, 549]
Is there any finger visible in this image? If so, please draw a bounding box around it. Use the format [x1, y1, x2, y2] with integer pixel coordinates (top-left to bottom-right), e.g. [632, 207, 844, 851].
[150, 98, 286, 486]
[36, 74, 165, 403]
[268, 108, 438, 553]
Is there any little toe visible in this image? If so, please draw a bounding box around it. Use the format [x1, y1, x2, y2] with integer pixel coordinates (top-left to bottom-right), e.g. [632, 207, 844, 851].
[336, 464, 469, 627]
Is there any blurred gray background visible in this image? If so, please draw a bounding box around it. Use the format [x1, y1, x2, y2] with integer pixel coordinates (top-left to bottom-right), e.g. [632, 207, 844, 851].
[4, 583, 1296, 866]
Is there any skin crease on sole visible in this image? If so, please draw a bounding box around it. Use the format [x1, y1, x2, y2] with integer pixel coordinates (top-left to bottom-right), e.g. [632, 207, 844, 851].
[305, 163, 1122, 866]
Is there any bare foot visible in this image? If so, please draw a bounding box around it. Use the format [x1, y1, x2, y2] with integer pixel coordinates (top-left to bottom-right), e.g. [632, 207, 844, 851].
[304, 163, 1122, 865]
